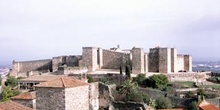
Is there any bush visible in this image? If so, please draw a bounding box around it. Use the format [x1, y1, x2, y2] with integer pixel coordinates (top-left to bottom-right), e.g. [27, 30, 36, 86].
[144, 74, 169, 89]
[5, 76, 18, 87]
[135, 74, 146, 86]
[125, 65, 131, 79]
[99, 76, 108, 84]
[185, 91, 195, 98]
[155, 96, 172, 109]
[1, 86, 21, 102]
[87, 75, 93, 83]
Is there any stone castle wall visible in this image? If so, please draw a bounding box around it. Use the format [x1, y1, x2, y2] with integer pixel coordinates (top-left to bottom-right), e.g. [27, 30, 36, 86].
[82, 47, 100, 71]
[102, 49, 130, 69]
[171, 48, 177, 72]
[148, 48, 159, 72]
[184, 55, 192, 72]
[131, 48, 144, 74]
[36, 87, 65, 110]
[144, 53, 148, 73]
[177, 55, 184, 72]
[65, 85, 90, 110]
[13, 59, 52, 73]
[159, 48, 171, 73]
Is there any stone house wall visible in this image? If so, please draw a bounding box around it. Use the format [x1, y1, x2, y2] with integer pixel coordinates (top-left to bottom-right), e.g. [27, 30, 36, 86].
[89, 82, 99, 110]
[12, 99, 35, 109]
[36, 87, 65, 110]
[65, 85, 89, 110]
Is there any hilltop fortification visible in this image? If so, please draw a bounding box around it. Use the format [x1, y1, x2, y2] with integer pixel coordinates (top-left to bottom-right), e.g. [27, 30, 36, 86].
[9, 46, 192, 77]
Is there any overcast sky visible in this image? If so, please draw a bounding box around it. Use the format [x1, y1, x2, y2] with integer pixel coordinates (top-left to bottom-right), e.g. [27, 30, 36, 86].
[1, 0, 220, 65]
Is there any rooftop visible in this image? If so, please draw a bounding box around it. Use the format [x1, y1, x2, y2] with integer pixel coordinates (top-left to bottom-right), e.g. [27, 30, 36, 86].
[35, 76, 88, 88]
[11, 91, 36, 100]
[198, 100, 220, 110]
[19, 75, 65, 82]
[0, 100, 33, 110]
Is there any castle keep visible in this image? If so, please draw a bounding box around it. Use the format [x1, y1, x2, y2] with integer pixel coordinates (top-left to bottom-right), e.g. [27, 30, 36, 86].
[10, 46, 192, 77]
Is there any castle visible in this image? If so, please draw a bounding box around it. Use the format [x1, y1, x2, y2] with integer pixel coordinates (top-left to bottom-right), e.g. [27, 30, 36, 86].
[10, 46, 192, 77]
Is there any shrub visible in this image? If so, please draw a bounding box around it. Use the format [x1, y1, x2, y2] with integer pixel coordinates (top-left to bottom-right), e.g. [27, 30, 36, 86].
[5, 76, 18, 87]
[155, 96, 172, 109]
[1, 86, 21, 102]
[87, 75, 93, 83]
[144, 74, 169, 89]
[135, 74, 146, 86]
[99, 76, 108, 84]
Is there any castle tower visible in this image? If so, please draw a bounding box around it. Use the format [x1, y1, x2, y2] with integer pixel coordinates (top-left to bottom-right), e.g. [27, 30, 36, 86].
[148, 47, 172, 73]
[159, 48, 171, 73]
[184, 55, 192, 72]
[82, 47, 102, 72]
[144, 53, 149, 73]
[131, 47, 144, 74]
[171, 48, 177, 73]
[148, 47, 160, 72]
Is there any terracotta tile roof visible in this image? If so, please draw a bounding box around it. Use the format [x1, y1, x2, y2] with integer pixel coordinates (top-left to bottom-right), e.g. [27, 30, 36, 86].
[19, 75, 65, 82]
[35, 76, 88, 88]
[11, 91, 36, 100]
[198, 100, 220, 110]
[0, 100, 33, 110]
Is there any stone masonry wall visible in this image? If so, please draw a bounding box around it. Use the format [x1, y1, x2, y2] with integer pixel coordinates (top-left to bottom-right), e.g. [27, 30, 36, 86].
[12, 99, 35, 109]
[52, 56, 63, 72]
[102, 49, 130, 69]
[82, 47, 99, 71]
[144, 53, 148, 73]
[148, 48, 159, 72]
[65, 85, 89, 110]
[131, 48, 144, 74]
[89, 82, 99, 110]
[36, 88, 65, 110]
[13, 59, 52, 73]
[159, 48, 171, 73]
[184, 55, 192, 72]
[177, 55, 184, 72]
[171, 48, 177, 73]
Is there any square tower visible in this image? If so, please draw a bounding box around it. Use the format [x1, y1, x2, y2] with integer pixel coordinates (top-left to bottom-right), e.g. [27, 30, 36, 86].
[159, 48, 171, 73]
[131, 48, 145, 74]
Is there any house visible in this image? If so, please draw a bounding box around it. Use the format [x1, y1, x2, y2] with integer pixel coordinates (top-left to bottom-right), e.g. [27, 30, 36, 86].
[11, 91, 36, 109]
[34, 76, 98, 110]
[198, 99, 220, 110]
[0, 100, 33, 110]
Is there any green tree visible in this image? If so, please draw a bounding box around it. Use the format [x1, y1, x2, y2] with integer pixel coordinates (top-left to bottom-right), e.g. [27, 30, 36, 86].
[144, 74, 169, 89]
[125, 65, 131, 80]
[155, 96, 172, 109]
[187, 101, 199, 110]
[197, 89, 206, 100]
[1, 86, 21, 102]
[135, 73, 146, 86]
[87, 75, 93, 83]
[185, 91, 195, 98]
[119, 65, 123, 75]
[5, 76, 18, 87]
